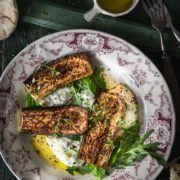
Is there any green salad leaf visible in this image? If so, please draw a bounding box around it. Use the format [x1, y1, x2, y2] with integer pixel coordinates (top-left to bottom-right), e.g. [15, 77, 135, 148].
[89, 67, 106, 95]
[25, 94, 41, 108]
[71, 67, 106, 106]
[71, 83, 82, 106]
[67, 164, 107, 180]
[82, 77, 97, 95]
[109, 121, 167, 168]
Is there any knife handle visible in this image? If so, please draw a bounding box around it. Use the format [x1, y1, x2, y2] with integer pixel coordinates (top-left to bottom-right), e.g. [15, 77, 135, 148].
[161, 53, 180, 121]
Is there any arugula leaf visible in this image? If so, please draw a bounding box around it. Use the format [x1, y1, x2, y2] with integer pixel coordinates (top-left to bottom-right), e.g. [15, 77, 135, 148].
[70, 67, 106, 106]
[90, 67, 106, 95]
[71, 84, 82, 106]
[67, 164, 106, 180]
[139, 129, 154, 144]
[109, 122, 139, 166]
[25, 94, 41, 108]
[109, 122, 167, 168]
[82, 77, 97, 95]
[148, 151, 167, 167]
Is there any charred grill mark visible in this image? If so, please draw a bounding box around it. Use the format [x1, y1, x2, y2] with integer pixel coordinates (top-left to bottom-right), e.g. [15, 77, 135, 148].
[20, 106, 88, 135]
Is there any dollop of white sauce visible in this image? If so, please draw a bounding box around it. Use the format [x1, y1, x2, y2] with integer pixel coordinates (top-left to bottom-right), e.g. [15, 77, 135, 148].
[40, 87, 73, 106]
[80, 89, 95, 108]
[124, 110, 137, 126]
[40, 86, 95, 109]
[46, 137, 84, 167]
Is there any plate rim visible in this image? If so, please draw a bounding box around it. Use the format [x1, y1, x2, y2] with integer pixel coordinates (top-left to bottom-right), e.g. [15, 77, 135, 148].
[0, 29, 176, 180]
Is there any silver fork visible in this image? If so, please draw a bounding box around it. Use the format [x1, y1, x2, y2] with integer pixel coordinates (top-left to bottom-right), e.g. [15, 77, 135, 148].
[142, 0, 167, 54]
[163, 4, 180, 44]
[142, 0, 180, 120]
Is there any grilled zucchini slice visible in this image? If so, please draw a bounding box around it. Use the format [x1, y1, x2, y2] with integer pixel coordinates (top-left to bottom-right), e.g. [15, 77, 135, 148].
[20, 106, 88, 135]
[24, 52, 93, 102]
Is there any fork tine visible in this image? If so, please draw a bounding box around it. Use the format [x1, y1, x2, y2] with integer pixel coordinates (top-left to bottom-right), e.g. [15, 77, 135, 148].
[142, 0, 166, 33]
[142, 0, 155, 23]
[146, 0, 153, 8]
[150, 0, 159, 19]
[157, 0, 165, 22]
[152, 0, 165, 26]
[142, 0, 150, 15]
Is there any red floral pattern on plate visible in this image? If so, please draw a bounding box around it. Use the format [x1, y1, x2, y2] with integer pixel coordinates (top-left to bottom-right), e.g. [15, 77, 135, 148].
[0, 30, 175, 180]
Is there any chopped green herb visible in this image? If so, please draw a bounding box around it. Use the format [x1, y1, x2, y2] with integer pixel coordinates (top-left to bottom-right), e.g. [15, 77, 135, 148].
[31, 64, 60, 85]
[54, 124, 60, 133]
[106, 138, 114, 147]
[25, 94, 41, 108]
[51, 133, 62, 138]
[90, 67, 106, 95]
[64, 118, 72, 127]
[50, 67, 60, 77]
[88, 105, 105, 124]
[50, 133, 82, 141]
[70, 147, 79, 154]
[82, 77, 97, 95]
[71, 84, 82, 106]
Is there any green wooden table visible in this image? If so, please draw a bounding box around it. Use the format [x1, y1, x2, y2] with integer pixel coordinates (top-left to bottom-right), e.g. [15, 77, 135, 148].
[1, 0, 180, 179]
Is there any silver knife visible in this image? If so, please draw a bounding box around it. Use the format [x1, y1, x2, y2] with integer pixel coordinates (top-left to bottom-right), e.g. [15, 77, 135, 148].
[163, 4, 180, 44]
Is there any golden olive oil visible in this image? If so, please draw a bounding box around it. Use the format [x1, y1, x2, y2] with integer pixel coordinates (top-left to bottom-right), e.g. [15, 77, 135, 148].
[97, 0, 134, 14]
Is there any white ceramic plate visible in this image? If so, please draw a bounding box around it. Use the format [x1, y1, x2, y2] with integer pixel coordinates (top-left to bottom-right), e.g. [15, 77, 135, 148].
[0, 29, 175, 180]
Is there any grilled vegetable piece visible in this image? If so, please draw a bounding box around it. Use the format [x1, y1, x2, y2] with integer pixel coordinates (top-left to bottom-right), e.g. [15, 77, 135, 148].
[24, 52, 93, 102]
[97, 92, 125, 117]
[96, 113, 122, 167]
[20, 106, 88, 135]
[79, 93, 125, 166]
[108, 83, 138, 127]
[79, 121, 107, 164]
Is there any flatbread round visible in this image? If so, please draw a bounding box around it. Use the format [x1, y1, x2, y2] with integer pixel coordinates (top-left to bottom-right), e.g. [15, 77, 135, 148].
[0, 0, 18, 40]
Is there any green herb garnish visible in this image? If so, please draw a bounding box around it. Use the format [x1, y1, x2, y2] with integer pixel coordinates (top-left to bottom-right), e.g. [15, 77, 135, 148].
[109, 122, 167, 168]
[70, 67, 106, 107]
[82, 77, 97, 95]
[64, 118, 72, 127]
[71, 84, 82, 106]
[70, 147, 79, 154]
[43, 66, 60, 77]
[31, 63, 60, 85]
[25, 94, 41, 108]
[89, 67, 106, 95]
[67, 164, 107, 180]
[88, 105, 105, 124]
[51, 133, 62, 138]
[50, 134, 81, 141]
[105, 137, 114, 147]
